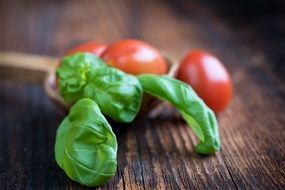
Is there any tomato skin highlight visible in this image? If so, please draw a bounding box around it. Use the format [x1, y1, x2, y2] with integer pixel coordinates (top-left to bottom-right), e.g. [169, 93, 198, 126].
[66, 42, 107, 56]
[101, 39, 167, 75]
[177, 50, 233, 113]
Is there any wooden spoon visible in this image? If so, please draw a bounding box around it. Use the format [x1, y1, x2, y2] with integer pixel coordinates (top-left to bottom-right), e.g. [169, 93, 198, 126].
[0, 51, 69, 109]
[0, 51, 178, 112]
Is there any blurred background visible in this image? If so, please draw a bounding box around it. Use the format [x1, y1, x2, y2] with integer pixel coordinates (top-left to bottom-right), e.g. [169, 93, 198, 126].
[0, 0, 284, 78]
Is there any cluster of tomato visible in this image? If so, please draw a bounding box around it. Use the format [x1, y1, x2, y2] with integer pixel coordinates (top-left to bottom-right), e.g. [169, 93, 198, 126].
[64, 39, 232, 113]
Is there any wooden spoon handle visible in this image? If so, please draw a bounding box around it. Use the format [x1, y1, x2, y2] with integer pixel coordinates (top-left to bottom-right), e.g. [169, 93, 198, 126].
[0, 51, 59, 84]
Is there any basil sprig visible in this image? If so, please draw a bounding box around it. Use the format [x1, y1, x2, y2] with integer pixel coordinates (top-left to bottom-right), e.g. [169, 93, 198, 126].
[57, 53, 143, 123]
[54, 53, 221, 187]
[55, 98, 117, 187]
[138, 74, 220, 154]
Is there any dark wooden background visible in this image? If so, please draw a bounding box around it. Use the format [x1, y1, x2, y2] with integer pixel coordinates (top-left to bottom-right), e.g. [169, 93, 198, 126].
[0, 0, 285, 189]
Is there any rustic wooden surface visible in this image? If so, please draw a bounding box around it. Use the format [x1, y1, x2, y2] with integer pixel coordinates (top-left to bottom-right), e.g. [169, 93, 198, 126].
[0, 0, 285, 189]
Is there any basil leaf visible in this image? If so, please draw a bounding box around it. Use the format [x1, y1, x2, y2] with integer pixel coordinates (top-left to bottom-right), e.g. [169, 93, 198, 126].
[56, 53, 105, 102]
[138, 74, 220, 154]
[84, 67, 143, 123]
[55, 98, 118, 187]
[56, 53, 143, 123]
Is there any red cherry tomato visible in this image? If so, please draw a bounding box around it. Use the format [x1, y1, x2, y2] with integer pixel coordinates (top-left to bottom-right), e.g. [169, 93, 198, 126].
[101, 39, 167, 75]
[177, 50, 232, 113]
[66, 41, 107, 56]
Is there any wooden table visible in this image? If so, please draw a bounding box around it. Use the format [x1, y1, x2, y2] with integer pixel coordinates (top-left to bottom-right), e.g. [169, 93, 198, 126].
[0, 0, 284, 189]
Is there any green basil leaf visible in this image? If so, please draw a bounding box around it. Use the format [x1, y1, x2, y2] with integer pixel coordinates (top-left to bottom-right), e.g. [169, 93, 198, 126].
[56, 53, 143, 123]
[55, 98, 118, 187]
[84, 67, 143, 123]
[138, 74, 220, 155]
[56, 53, 105, 102]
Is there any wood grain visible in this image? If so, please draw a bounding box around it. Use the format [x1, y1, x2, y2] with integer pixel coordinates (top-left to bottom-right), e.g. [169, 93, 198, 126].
[0, 0, 285, 189]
